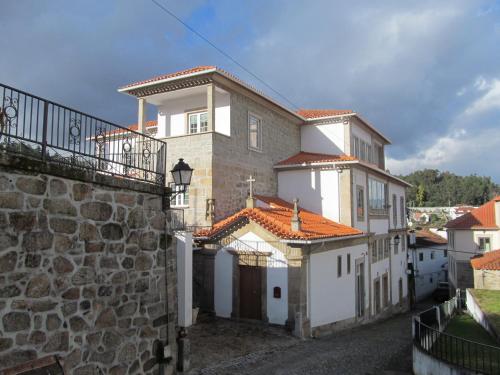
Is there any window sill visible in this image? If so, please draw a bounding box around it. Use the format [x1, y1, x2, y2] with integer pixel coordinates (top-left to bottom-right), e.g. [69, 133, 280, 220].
[170, 205, 189, 209]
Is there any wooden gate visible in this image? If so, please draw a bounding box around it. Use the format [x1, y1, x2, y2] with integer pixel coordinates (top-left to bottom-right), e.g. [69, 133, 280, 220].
[239, 265, 262, 320]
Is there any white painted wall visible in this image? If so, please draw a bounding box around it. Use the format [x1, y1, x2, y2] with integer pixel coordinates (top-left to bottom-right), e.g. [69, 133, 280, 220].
[176, 232, 193, 327]
[301, 123, 345, 155]
[410, 245, 448, 301]
[310, 244, 368, 327]
[213, 231, 288, 325]
[278, 168, 340, 222]
[157, 89, 230, 138]
[214, 248, 233, 318]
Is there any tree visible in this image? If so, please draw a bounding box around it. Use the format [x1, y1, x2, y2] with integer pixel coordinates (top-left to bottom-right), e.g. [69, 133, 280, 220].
[416, 184, 426, 206]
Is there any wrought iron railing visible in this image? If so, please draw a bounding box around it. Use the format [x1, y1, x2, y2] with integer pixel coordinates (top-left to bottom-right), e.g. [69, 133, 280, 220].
[414, 320, 500, 374]
[0, 83, 167, 185]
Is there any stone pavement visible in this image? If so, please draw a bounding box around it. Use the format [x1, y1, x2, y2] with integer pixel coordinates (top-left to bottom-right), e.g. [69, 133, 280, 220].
[187, 312, 414, 375]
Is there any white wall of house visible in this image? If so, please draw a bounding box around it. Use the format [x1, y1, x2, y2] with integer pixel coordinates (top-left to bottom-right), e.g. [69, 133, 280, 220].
[157, 88, 230, 138]
[370, 257, 391, 314]
[390, 240, 409, 305]
[351, 120, 372, 145]
[309, 244, 367, 328]
[410, 246, 448, 301]
[278, 168, 340, 222]
[300, 123, 345, 155]
[213, 231, 288, 325]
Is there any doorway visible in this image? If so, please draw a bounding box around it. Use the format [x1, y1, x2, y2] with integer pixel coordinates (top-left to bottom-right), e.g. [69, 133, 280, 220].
[239, 265, 262, 320]
[355, 260, 365, 318]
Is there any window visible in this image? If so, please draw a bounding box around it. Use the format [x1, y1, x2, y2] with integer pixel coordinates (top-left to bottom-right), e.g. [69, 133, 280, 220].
[394, 237, 399, 255]
[430, 252, 435, 260]
[429, 277, 433, 284]
[419, 253, 424, 262]
[377, 239, 384, 261]
[368, 178, 387, 214]
[478, 237, 491, 252]
[382, 274, 389, 307]
[392, 194, 397, 227]
[383, 238, 390, 258]
[337, 255, 342, 277]
[356, 186, 365, 220]
[170, 183, 189, 207]
[188, 111, 208, 134]
[371, 243, 377, 263]
[400, 196, 405, 227]
[449, 231, 455, 249]
[374, 144, 383, 168]
[248, 112, 262, 151]
[347, 253, 351, 274]
[444, 249, 448, 257]
[353, 136, 360, 158]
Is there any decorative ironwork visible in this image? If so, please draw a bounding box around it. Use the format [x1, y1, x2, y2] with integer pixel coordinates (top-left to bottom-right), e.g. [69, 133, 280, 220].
[69, 117, 81, 145]
[0, 82, 167, 186]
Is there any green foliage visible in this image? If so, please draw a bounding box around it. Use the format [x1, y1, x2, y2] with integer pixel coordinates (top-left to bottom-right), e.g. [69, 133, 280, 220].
[400, 169, 500, 207]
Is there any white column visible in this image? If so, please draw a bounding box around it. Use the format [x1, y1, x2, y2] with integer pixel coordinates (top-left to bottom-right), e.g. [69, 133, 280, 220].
[207, 84, 215, 132]
[137, 98, 146, 134]
[176, 232, 193, 327]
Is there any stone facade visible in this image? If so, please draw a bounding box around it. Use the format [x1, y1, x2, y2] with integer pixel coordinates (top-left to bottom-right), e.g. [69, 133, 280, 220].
[0, 161, 177, 374]
[473, 269, 500, 290]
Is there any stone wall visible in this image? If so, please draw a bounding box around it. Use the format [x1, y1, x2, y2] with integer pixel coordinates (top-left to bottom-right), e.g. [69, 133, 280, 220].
[473, 269, 500, 290]
[0, 161, 177, 374]
[212, 90, 301, 221]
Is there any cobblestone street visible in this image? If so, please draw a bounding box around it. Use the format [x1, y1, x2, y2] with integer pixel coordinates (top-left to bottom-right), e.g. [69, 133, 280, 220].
[187, 312, 414, 375]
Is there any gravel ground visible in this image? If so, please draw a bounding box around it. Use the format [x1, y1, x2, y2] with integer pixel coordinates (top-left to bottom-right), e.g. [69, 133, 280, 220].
[187, 312, 415, 375]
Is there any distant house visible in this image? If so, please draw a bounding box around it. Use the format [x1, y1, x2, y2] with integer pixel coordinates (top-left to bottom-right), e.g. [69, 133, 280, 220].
[445, 196, 500, 292]
[471, 249, 500, 290]
[408, 230, 448, 301]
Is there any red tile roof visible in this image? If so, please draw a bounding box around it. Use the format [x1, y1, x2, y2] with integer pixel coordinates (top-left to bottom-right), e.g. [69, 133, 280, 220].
[195, 196, 363, 241]
[297, 109, 354, 119]
[471, 249, 500, 271]
[415, 230, 447, 246]
[276, 151, 357, 166]
[445, 197, 500, 230]
[121, 66, 216, 89]
[107, 120, 157, 136]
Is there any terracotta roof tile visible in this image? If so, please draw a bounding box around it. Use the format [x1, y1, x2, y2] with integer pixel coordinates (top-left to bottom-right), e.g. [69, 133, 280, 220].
[276, 151, 357, 166]
[121, 66, 216, 89]
[194, 196, 363, 240]
[415, 230, 447, 246]
[471, 249, 500, 271]
[297, 109, 354, 119]
[107, 120, 157, 136]
[445, 196, 500, 230]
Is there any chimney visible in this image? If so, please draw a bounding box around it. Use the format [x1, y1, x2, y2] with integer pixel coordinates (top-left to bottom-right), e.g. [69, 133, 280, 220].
[291, 198, 301, 232]
[495, 197, 500, 227]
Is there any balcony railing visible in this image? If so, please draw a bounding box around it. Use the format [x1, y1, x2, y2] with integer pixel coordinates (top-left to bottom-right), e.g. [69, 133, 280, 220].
[0, 83, 167, 186]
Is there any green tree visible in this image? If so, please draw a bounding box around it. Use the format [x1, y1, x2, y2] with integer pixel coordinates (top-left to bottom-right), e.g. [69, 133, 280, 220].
[416, 184, 426, 206]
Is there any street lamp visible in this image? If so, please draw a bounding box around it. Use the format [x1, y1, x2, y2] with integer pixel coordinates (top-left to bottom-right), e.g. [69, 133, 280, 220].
[394, 234, 401, 246]
[170, 158, 193, 192]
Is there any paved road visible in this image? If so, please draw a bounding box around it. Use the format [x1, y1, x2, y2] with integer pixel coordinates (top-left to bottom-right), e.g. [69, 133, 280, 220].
[189, 312, 414, 375]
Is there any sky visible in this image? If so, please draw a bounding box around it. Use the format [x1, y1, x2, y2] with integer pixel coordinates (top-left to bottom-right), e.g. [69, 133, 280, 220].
[1, 0, 500, 181]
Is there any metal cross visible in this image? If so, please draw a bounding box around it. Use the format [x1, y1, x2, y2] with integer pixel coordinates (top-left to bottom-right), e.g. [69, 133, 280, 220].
[246, 175, 256, 198]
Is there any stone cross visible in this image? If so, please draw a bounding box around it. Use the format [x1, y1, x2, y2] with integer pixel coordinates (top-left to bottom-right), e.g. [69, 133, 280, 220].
[246, 175, 256, 199]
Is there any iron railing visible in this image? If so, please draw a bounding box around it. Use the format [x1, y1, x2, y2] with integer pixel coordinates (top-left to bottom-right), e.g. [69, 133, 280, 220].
[0, 83, 167, 185]
[414, 319, 500, 374]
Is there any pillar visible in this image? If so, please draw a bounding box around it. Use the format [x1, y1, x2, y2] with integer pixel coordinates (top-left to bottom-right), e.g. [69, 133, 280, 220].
[207, 84, 215, 132]
[138, 97, 146, 134]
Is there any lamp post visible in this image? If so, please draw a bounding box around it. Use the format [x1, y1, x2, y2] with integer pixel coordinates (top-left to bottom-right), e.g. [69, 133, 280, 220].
[163, 158, 194, 210]
[394, 234, 401, 247]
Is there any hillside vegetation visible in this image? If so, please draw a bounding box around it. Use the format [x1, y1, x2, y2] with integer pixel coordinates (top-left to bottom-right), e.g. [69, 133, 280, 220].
[399, 169, 499, 207]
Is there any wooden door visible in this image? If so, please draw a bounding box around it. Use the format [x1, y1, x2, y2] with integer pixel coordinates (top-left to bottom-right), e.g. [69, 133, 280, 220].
[239, 265, 262, 320]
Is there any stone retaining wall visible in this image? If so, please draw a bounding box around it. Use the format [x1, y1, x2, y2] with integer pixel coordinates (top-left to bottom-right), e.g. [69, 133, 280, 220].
[0, 162, 177, 374]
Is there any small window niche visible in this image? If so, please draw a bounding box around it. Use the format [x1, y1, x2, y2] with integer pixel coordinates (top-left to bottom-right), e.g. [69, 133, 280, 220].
[273, 286, 281, 299]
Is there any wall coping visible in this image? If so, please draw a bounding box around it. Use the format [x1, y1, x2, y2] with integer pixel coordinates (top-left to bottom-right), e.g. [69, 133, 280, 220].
[0, 152, 168, 196]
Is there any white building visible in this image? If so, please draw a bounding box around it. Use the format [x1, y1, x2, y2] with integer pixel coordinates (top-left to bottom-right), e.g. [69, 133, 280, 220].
[445, 196, 500, 292]
[408, 230, 448, 301]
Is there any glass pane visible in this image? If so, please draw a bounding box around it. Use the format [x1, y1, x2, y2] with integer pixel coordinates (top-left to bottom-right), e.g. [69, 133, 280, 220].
[189, 114, 198, 134]
[200, 112, 208, 132]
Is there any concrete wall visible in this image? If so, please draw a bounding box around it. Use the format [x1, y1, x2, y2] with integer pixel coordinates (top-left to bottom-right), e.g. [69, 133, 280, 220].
[300, 122, 345, 155]
[278, 168, 340, 222]
[0, 162, 177, 374]
[467, 289, 500, 343]
[413, 345, 478, 375]
[410, 246, 448, 301]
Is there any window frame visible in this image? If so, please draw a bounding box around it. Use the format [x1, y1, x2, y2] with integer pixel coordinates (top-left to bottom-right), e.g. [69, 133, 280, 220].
[478, 237, 491, 252]
[392, 194, 397, 228]
[169, 183, 189, 207]
[347, 253, 351, 274]
[356, 185, 365, 220]
[400, 196, 405, 227]
[248, 112, 263, 152]
[337, 255, 342, 278]
[368, 178, 388, 215]
[187, 109, 208, 134]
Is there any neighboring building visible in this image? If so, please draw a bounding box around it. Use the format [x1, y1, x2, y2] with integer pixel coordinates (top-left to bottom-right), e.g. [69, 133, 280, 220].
[471, 249, 500, 290]
[117, 66, 410, 336]
[408, 230, 448, 301]
[445, 196, 500, 292]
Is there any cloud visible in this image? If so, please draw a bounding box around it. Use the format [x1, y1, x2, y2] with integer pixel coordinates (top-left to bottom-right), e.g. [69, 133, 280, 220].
[465, 78, 500, 115]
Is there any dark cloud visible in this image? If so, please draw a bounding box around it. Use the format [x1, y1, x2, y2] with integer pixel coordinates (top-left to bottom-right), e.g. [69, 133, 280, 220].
[1, 0, 499, 180]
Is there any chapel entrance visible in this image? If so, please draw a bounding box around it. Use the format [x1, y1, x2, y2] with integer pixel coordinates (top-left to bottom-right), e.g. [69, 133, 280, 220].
[239, 265, 262, 320]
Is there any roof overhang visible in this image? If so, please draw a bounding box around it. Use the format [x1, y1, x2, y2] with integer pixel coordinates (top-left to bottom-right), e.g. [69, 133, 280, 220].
[280, 233, 367, 244]
[274, 159, 412, 187]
